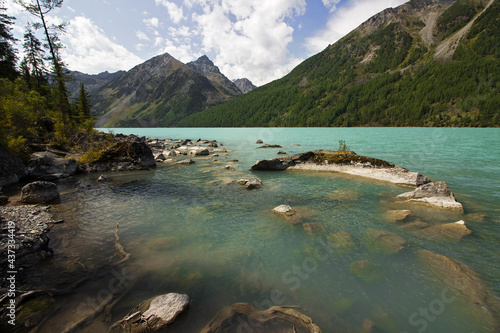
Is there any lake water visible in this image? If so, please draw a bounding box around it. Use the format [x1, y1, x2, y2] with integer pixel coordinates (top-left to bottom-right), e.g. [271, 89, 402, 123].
[46, 128, 500, 332]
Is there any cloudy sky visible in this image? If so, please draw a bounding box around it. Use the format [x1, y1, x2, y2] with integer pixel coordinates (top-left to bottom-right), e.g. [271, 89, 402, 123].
[5, 0, 407, 86]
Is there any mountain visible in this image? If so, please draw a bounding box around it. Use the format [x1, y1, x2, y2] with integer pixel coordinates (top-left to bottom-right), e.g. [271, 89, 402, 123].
[93, 53, 244, 127]
[233, 78, 257, 94]
[66, 70, 125, 101]
[179, 0, 500, 127]
[187, 55, 242, 95]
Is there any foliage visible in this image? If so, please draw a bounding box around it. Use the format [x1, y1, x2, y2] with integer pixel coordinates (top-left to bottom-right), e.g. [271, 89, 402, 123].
[338, 140, 350, 152]
[435, 0, 485, 39]
[0, 5, 18, 80]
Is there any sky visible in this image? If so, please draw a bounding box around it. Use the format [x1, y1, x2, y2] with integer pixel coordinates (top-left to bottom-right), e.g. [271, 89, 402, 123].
[5, 0, 408, 86]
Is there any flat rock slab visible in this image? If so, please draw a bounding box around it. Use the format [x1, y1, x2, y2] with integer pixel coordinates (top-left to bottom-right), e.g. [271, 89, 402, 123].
[251, 151, 430, 187]
[383, 210, 414, 223]
[397, 181, 463, 211]
[109, 293, 190, 332]
[329, 232, 355, 252]
[200, 303, 322, 333]
[417, 250, 500, 331]
[414, 220, 472, 241]
[349, 260, 385, 283]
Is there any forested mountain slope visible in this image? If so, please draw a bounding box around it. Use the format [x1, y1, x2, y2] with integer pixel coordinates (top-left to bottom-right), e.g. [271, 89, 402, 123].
[179, 0, 499, 127]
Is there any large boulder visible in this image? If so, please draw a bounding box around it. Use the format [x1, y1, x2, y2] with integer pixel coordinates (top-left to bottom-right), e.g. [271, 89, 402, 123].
[109, 293, 190, 333]
[397, 181, 463, 211]
[27, 151, 77, 180]
[0, 147, 27, 186]
[80, 136, 156, 173]
[20, 181, 59, 204]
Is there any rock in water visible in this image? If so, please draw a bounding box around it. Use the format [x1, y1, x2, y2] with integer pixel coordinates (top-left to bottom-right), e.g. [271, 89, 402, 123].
[364, 229, 407, 255]
[397, 181, 463, 211]
[20, 181, 59, 204]
[417, 250, 500, 331]
[414, 220, 472, 241]
[27, 151, 77, 180]
[109, 293, 190, 332]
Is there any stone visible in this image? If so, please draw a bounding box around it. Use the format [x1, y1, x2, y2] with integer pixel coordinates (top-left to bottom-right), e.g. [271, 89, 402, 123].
[213, 148, 228, 153]
[109, 293, 190, 333]
[303, 223, 323, 235]
[364, 228, 407, 255]
[277, 150, 287, 155]
[256, 139, 263, 144]
[174, 159, 195, 165]
[329, 232, 355, 252]
[97, 175, 109, 182]
[414, 220, 472, 241]
[27, 151, 78, 180]
[244, 178, 262, 190]
[272, 205, 295, 215]
[154, 153, 166, 161]
[188, 147, 210, 156]
[350, 260, 384, 283]
[200, 302, 322, 333]
[0, 195, 9, 206]
[207, 141, 218, 148]
[164, 150, 177, 157]
[383, 210, 414, 223]
[236, 179, 249, 185]
[0, 147, 27, 186]
[224, 165, 235, 170]
[257, 144, 283, 148]
[417, 250, 500, 331]
[20, 181, 59, 204]
[397, 181, 463, 211]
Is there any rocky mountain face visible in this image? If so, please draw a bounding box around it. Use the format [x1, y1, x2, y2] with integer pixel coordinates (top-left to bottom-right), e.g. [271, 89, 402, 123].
[91, 53, 257, 127]
[233, 78, 257, 94]
[187, 55, 242, 95]
[92, 53, 241, 127]
[180, 0, 500, 127]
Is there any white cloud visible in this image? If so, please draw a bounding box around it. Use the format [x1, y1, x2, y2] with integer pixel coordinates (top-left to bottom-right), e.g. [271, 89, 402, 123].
[155, 0, 185, 24]
[322, 0, 341, 11]
[191, 0, 307, 85]
[61, 16, 143, 73]
[143, 17, 160, 28]
[136, 30, 150, 41]
[306, 0, 408, 54]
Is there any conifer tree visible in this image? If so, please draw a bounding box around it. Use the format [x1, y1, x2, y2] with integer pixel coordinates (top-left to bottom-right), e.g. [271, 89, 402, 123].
[77, 82, 91, 121]
[0, 4, 18, 80]
[15, 0, 71, 121]
[21, 25, 47, 92]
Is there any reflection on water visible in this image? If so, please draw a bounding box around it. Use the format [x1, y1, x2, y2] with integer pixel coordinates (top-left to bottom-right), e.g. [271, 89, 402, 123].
[37, 128, 500, 333]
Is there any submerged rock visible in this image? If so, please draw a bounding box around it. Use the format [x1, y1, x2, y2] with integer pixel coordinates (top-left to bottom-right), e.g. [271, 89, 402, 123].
[20, 181, 59, 204]
[109, 293, 190, 332]
[383, 210, 414, 223]
[200, 302, 322, 333]
[257, 144, 283, 149]
[329, 232, 355, 252]
[243, 178, 263, 190]
[303, 223, 323, 235]
[417, 250, 500, 331]
[364, 229, 407, 255]
[414, 220, 472, 241]
[251, 151, 430, 186]
[399, 220, 430, 231]
[350, 260, 385, 283]
[397, 181, 463, 211]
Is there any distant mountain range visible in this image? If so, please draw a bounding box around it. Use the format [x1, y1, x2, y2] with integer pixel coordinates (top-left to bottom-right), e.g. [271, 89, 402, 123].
[179, 0, 499, 127]
[68, 54, 256, 127]
[74, 0, 499, 128]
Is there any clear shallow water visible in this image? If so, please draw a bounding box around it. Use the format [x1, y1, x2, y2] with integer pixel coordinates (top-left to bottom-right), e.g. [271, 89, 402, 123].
[51, 128, 499, 332]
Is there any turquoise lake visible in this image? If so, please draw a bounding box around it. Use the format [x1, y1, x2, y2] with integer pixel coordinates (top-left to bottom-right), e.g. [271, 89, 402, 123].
[45, 128, 499, 332]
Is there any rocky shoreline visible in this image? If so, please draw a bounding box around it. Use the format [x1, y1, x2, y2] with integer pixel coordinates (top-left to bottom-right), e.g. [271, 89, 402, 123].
[0, 134, 498, 332]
